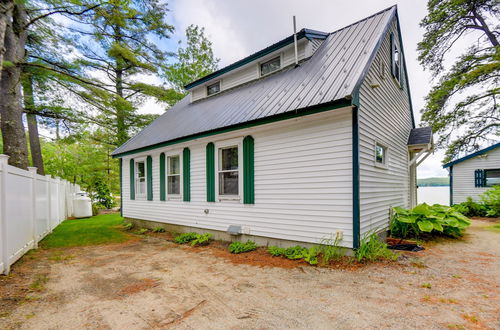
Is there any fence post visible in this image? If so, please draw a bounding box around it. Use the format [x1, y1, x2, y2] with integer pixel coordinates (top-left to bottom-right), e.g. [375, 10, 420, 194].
[28, 167, 38, 249]
[0, 155, 10, 274]
[46, 175, 52, 232]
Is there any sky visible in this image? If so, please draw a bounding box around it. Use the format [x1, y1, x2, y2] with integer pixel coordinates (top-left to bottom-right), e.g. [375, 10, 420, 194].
[142, 0, 451, 178]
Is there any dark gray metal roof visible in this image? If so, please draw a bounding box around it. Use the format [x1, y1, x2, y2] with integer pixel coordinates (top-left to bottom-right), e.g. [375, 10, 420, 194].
[407, 127, 433, 146]
[113, 6, 396, 157]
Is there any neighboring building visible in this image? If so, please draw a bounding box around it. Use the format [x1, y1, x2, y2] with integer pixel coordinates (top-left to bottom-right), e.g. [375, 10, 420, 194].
[112, 6, 432, 249]
[443, 143, 500, 205]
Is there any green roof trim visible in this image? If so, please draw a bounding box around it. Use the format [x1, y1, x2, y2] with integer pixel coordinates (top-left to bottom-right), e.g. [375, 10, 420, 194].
[184, 28, 328, 90]
[112, 98, 351, 158]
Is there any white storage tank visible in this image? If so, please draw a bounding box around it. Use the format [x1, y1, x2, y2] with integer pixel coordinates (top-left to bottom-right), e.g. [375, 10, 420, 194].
[73, 192, 92, 218]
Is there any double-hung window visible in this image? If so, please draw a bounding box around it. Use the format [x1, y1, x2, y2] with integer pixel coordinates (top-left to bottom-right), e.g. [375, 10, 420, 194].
[167, 155, 181, 196]
[218, 146, 239, 196]
[485, 169, 500, 187]
[136, 160, 146, 196]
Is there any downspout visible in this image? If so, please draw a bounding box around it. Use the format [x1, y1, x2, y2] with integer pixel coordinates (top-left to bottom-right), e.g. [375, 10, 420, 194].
[119, 158, 123, 217]
[352, 103, 360, 249]
[449, 166, 453, 206]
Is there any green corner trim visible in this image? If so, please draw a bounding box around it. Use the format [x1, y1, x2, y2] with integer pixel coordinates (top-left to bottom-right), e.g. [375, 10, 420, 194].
[112, 99, 351, 158]
[129, 159, 135, 200]
[119, 158, 123, 216]
[160, 153, 166, 201]
[352, 106, 360, 249]
[183, 148, 191, 202]
[206, 143, 215, 202]
[243, 135, 255, 204]
[146, 155, 153, 201]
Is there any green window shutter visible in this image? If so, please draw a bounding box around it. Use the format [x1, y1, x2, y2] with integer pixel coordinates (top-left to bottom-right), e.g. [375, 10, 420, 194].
[206, 142, 215, 202]
[129, 159, 135, 200]
[147, 155, 153, 201]
[160, 153, 166, 201]
[183, 148, 191, 201]
[390, 32, 395, 77]
[243, 135, 255, 204]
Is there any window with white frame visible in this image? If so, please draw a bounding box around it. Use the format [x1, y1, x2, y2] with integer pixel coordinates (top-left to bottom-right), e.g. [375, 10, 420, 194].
[167, 155, 181, 195]
[260, 56, 281, 76]
[136, 160, 146, 196]
[207, 81, 220, 96]
[375, 143, 387, 165]
[218, 146, 239, 196]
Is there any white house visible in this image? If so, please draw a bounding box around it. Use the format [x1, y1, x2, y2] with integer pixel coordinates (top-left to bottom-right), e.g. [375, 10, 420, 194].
[112, 6, 432, 249]
[443, 143, 500, 205]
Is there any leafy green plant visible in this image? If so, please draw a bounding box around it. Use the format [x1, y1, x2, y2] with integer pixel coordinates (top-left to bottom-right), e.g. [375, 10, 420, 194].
[319, 234, 345, 264]
[174, 232, 199, 244]
[301, 247, 319, 265]
[480, 186, 500, 217]
[152, 227, 166, 233]
[452, 197, 487, 217]
[122, 223, 133, 231]
[190, 233, 212, 246]
[228, 240, 257, 254]
[267, 246, 286, 257]
[284, 245, 306, 259]
[391, 203, 471, 238]
[135, 228, 148, 235]
[421, 282, 432, 289]
[355, 232, 398, 262]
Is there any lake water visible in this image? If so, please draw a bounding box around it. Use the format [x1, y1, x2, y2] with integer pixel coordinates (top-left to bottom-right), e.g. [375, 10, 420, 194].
[417, 186, 450, 206]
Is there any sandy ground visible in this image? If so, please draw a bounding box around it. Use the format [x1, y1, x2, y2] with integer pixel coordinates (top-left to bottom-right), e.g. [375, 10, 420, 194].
[0, 219, 499, 329]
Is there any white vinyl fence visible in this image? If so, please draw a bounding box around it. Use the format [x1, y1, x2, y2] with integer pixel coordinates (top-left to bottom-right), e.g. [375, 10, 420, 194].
[0, 154, 80, 274]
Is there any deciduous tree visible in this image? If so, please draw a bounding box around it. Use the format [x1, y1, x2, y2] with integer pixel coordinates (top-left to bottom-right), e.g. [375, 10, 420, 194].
[418, 0, 499, 163]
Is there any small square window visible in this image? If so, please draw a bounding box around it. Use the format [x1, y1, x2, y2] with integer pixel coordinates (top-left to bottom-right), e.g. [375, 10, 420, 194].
[485, 169, 500, 187]
[207, 81, 220, 96]
[375, 144, 387, 165]
[218, 146, 239, 196]
[260, 56, 281, 76]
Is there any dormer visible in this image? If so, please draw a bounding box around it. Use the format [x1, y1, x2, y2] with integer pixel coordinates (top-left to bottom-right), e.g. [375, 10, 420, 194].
[186, 29, 329, 103]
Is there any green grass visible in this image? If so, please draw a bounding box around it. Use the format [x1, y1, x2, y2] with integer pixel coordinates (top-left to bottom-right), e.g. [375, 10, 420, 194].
[486, 224, 500, 233]
[39, 213, 131, 248]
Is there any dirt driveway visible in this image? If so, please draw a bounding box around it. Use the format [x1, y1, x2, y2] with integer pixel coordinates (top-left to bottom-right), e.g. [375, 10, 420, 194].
[1, 219, 499, 329]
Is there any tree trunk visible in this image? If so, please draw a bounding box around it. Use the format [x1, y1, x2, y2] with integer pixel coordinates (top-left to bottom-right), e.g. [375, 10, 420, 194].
[0, 1, 13, 74]
[0, 2, 28, 169]
[22, 73, 45, 174]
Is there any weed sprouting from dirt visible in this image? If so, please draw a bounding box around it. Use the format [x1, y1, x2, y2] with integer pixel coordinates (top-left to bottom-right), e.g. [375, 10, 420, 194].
[48, 254, 75, 262]
[135, 228, 148, 235]
[152, 227, 166, 233]
[30, 274, 49, 292]
[421, 282, 432, 289]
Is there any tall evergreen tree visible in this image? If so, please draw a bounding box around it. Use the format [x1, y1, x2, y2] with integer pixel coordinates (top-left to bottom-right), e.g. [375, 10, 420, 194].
[418, 0, 499, 163]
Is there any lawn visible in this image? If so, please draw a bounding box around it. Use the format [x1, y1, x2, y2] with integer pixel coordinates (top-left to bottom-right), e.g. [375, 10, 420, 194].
[39, 213, 131, 248]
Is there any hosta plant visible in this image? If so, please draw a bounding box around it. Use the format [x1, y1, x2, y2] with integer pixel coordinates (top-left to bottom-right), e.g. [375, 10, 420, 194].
[391, 203, 471, 238]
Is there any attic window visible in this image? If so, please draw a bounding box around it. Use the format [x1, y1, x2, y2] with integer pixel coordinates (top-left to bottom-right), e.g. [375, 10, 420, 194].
[207, 81, 220, 96]
[390, 33, 401, 84]
[260, 56, 281, 76]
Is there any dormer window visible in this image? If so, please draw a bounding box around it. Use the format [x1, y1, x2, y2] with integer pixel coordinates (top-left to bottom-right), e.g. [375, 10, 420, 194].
[207, 81, 221, 96]
[260, 56, 281, 76]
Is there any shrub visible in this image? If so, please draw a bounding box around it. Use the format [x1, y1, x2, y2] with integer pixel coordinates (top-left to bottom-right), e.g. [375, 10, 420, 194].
[452, 197, 487, 217]
[174, 232, 198, 244]
[480, 186, 500, 217]
[152, 227, 166, 233]
[229, 240, 257, 254]
[301, 247, 319, 265]
[391, 203, 471, 238]
[267, 246, 286, 257]
[355, 232, 398, 262]
[190, 233, 212, 246]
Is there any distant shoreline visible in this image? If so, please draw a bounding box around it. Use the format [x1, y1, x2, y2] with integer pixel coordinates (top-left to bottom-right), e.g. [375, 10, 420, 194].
[417, 177, 449, 187]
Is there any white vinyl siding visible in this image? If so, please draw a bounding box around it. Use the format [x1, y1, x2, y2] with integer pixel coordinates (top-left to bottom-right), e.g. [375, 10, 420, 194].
[121, 107, 354, 247]
[451, 147, 500, 203]
[358, 18, 413, 236]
